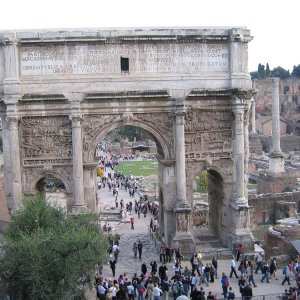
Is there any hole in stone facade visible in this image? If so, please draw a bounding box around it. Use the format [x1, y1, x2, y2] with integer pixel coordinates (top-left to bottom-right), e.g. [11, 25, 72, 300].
[121, 57, 129, 72]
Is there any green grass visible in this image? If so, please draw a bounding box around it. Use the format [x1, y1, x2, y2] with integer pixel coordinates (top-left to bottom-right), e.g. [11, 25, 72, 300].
[115, 160, 158, 177]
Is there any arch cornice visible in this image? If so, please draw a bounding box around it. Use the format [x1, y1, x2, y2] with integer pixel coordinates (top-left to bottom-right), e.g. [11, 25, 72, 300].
[82, 113, 174, 163]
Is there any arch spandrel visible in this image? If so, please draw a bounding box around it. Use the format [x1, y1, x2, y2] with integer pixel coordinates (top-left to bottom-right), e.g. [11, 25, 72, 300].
[23, 167, 72, 195]
[82, 113, 174, 163]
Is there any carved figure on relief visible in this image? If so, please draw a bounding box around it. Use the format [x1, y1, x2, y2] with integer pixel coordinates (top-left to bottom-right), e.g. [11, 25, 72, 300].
[177, 213, 189, 232]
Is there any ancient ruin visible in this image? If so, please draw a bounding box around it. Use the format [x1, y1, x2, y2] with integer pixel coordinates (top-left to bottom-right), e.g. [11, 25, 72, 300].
[0, 27, 254, 254]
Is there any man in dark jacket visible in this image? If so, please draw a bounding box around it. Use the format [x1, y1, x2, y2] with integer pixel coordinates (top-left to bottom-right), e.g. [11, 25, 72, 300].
[243, 283, 253, 300]
[141, 262, 147, 275]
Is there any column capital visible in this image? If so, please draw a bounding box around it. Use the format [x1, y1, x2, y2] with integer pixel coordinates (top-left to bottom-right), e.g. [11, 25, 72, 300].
[3, 95, 21, 105]
[271, 77, 280, 86]
[69, 114, 82, 127]
[2, 33, 20, 46]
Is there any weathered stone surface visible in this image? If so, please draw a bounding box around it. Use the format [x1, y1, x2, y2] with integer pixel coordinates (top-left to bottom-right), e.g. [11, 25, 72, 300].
[0, 27, 254, 253]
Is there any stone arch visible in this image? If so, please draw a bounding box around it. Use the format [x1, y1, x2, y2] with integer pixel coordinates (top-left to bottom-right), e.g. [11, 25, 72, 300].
[28, 170, 72, 195]
[85, 118, 173, 163]
[187, 160, 225, 241]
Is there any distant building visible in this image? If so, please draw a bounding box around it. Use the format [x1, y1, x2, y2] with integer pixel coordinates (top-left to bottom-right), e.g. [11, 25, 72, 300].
[256, 115, 287, 136]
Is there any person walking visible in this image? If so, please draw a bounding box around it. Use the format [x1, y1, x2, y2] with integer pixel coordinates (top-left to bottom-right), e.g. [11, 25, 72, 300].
[270, 257, 278, 280]
[109, 257, 117, 277]
[138, 240, 143, 259]
[130, 217, 135, 230]
[229, 256, 239, 278]
[221, 273, 230, 299]
[261, 261, 270, 283]
[212, 256, 218, 279]
[247, 264, 257, 287]
[282, 265, 291, 285]
[133, 242, 138, 259]
[255, 252, 263, 274]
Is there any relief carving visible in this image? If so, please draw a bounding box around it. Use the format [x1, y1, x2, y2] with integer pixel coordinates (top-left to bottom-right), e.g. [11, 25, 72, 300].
[135, 113, 174, 149]
[82, 115, 120, 151]
[20, 116, 72, 166]
[176, 213, 189, 232]
[185, 109, 233, 160]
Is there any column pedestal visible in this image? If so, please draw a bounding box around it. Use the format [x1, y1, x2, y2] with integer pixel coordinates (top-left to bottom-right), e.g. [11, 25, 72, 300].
[172, 210, 195, 258]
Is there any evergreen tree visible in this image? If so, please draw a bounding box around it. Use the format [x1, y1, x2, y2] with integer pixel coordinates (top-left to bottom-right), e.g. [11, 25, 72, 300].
[292, 65, 300, 78]
[266, 63, 271, 77]
[257, 63, 266, 79]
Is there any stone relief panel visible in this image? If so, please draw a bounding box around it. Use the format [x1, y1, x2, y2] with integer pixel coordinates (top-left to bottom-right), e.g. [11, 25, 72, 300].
[185, 109, 233, 160]
[82, 115, 120, 152]
[176, 212, 189, 232]
[135, 112, 174, 150]
[20, 116, 72, 166]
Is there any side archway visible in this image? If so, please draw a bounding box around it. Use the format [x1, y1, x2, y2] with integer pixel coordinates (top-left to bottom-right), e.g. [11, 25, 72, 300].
[27, 170, 72, 195]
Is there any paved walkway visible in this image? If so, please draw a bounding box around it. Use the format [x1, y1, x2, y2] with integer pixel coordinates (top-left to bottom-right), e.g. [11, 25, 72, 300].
[91, 174, 292, 299]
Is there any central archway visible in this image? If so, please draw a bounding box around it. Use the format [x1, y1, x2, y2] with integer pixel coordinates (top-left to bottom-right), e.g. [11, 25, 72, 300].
[84, 117, 173, 164]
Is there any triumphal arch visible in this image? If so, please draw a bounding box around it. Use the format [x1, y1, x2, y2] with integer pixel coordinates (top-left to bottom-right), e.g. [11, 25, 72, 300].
[0, 27, 254, 253]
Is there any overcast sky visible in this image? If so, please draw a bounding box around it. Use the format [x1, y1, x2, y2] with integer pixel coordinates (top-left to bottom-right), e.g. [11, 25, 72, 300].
[0, 0, 298, 72]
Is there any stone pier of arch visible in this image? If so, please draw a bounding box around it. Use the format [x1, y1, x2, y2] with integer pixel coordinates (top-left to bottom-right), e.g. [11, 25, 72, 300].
[0, 27, 255, 255]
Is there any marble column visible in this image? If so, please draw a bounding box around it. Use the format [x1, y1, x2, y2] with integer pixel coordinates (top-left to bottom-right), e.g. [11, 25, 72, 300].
[172, 107, 194, 257]
[269, 78, 284, 173]
[233, 105, 247, 205]
[175, 109, 191, 211]
[70, 114, 87, 211]
[6, 114, 22, 211]
[250, 98, 257, 134]
[271, 78, 283, 155]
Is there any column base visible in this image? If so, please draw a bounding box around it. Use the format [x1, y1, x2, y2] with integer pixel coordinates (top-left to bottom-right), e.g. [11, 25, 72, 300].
[268, 156, 285, 173]
[72, 203, 88, 214]
[230, 196, 248, 209]
[227, 229, 255, 251]
[172, 232, 195, 258]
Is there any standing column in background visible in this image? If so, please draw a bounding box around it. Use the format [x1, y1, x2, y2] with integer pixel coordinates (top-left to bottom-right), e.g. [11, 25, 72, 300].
[268, 78, 284, 173]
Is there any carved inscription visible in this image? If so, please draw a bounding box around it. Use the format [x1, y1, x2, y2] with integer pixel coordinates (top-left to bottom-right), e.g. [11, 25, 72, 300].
[185, 110, 233, 159]
[21, 116, 72, 166]
[20, 43, 229, 76]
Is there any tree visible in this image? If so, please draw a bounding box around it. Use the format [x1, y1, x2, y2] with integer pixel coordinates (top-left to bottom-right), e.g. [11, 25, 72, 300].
[257, 63, 266, 79]
[196, 170, 208, 193]
[266, 63, 271, 77]
[0, 196, 107, 300]
[292, 65, 300, 78]
[271, 66, 290, 80]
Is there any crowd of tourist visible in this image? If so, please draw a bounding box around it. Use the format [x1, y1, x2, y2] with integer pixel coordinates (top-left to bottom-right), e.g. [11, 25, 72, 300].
[96, 239, 300, 300]
[95, 153, 300, 300]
